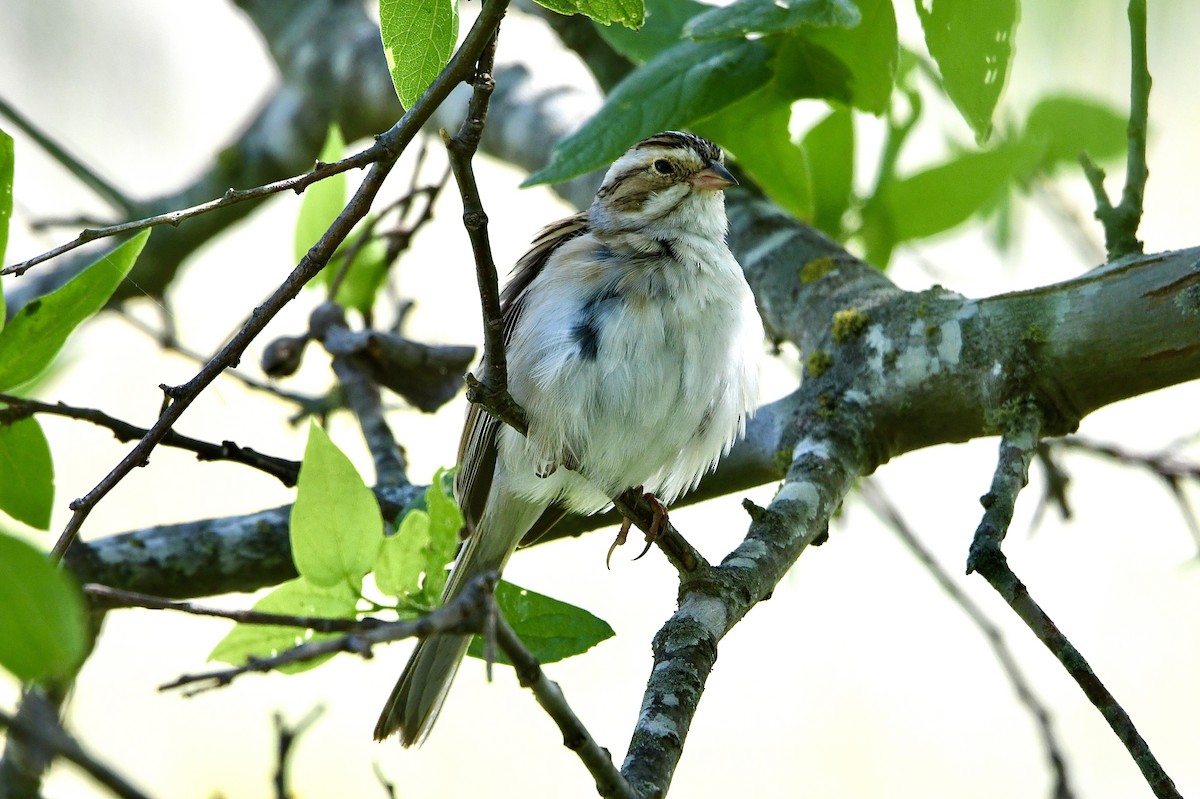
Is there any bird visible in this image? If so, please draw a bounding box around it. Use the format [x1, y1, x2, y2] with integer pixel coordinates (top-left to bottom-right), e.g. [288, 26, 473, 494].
[374, 130, 763, 746]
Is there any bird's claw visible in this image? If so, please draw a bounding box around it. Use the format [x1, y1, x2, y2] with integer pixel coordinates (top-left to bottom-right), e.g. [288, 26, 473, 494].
[607, 492, 667, 568]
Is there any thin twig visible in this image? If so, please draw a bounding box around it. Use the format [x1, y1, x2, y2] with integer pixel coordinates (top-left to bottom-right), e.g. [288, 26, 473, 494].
[0, 704, 153, 799]
[83, 584, 377, 632]
[966, 404, 1181, 799]
[2, 150, 383, 278]
[0, 95, 134, 216]
[492, 612, 637, 799]
[858, 479, 1074, 799]
[308, 303, 409, 487]
[48, 0, 513, 561]
[116, 309, 326, 412]
[446, 28, 530, 434]
[1079, 0, 1151, 259]
[0, 394, 301, 486]
[159, 574, 498, 695]
[273, 708, 324, 799]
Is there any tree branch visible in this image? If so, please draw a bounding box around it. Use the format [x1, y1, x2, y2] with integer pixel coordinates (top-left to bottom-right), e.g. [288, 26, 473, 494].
[858, 479, 1074, 799]
[0, 393, 301, 487]
[159, 573, 500, 695]
[493, 610, 637, 799]
[966, 405, 1181, 799]
[0, 696, 153, 799]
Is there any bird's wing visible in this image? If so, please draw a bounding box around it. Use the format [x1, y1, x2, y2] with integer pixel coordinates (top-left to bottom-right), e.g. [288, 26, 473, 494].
[455, 212, 590, 535]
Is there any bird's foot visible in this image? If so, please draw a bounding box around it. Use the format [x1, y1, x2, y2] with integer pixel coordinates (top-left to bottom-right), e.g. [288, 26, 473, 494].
[606, 492, 668, 569]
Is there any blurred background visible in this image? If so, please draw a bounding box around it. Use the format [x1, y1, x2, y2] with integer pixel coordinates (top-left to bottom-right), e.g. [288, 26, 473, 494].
[2, 1, 1199, 796]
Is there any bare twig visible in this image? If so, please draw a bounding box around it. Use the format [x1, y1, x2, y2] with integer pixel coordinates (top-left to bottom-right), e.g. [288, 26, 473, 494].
[308, 302, 409, 487]
[273, 708, 324, 799]
[116, 309, 326, 412]
[0, 94, 134, 216]
[2, 150, 383, 277]
[1079, 0, 1151, 259]
[159, 573, 498, 695]
[492, 612, 637, 799]
[372, 763, 397, 799]
[966, 405, 1181, 799]
[0, 701, 153, 799]
[859, 479, 1074, 799]
[83, 584, 376, 632]
[48, 0, 514, 561]
[0, 393, 301, 486]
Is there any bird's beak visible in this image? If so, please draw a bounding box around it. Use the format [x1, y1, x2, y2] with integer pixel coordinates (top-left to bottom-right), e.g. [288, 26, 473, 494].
[688, 161, 738, 191]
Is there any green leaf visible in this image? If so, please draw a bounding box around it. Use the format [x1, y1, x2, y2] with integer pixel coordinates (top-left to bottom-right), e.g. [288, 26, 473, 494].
[886, 145, 1021, 241]
[596, 0, 708, 63]
[536, 0, 644, 27]
[802, 106, 855, 238]
[380, 0, 459, 109]
[0, 532, 87, 682]
[861, 143, 1021, 264]
[290, 422, 383, 588]
[466, 581, 614, 665]
[695, 87, 813, 220]
[0, 230, 148, 392]
[915, 0, 1019, 142]
[375, 507, 433, 599]
[208, 577, 358, 674]
[525, 38, 773, 186]
[0, 127, 13, 330]
[295, 125, 347, 264]
[1019, 95, 1127, 173]
[377, 468, 462, 600]
[773, 0, 897, 114]
[685, 0, 859, 41]
[0, 417, 54, 529]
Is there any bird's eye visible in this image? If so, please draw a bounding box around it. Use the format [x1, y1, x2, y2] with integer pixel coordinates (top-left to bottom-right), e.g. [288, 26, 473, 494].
[653, 159, 674, 175]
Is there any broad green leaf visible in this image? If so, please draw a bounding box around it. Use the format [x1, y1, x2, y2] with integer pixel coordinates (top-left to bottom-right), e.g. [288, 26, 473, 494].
[685, 0, 859, 40]
[525, 38, 772, 186]
[886, 145, 1020, 241]
[1019, 95, 1126, 173]
[0, 230, 148, 392]
[695, 87, 813, 220]
[0, 128, 13, 330]
[802, 106, 855, 238]
[290, 422, 383, 587]
[915, 0, 1019, 142]
[466, 581, 614, 665]
[536, 0, 644, 27]
[0, 532, 87, 682]
[774, 0, 897, 114]
[380, 0, 459, 109]
[375, 469, 461, 600]
[324, 237, 390, 315]
[208, 577, 358, 674]
[861, 144, 1021, 264]
[375, 507, 433, 599]
[0, 417, 54, 529]
[596, 0, 708, 64]
[295, 125, 347, 264]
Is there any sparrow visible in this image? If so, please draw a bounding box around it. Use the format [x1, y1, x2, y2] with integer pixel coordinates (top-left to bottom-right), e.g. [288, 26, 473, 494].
[374, 131, 763, 745]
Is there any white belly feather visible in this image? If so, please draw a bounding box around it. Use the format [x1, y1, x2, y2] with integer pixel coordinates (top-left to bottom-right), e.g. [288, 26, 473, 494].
[499, 231, 761, 513]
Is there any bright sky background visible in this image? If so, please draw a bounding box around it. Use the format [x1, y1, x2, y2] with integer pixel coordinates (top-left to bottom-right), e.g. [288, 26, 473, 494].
[2, 1, 1199, 797]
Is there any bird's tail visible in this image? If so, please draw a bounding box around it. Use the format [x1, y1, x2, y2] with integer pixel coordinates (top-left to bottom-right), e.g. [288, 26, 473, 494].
[374, 488, 543, 745]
